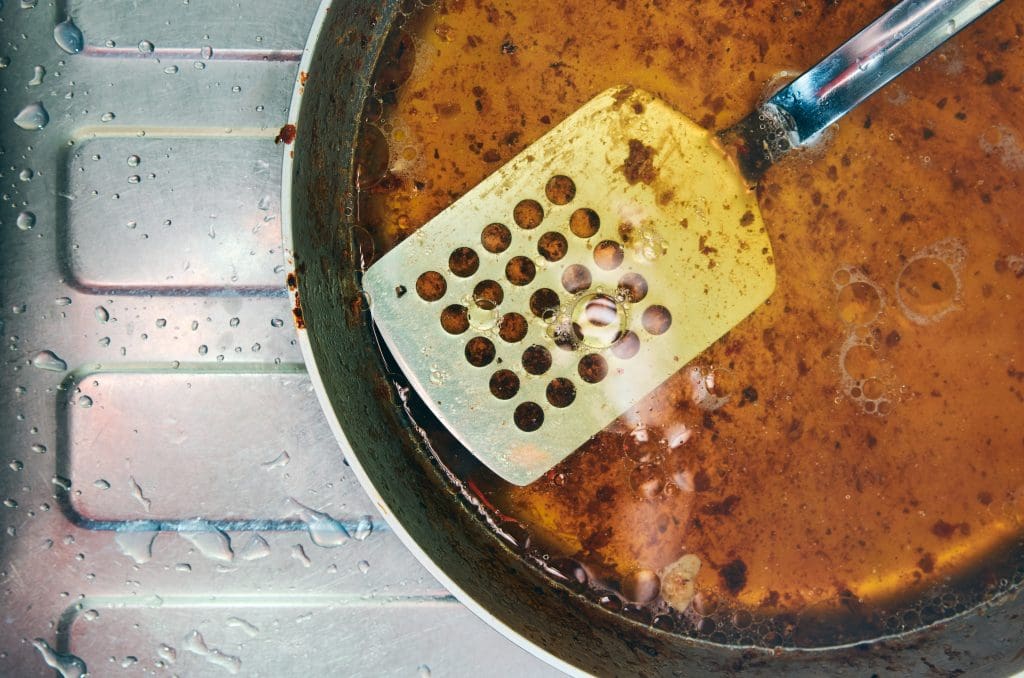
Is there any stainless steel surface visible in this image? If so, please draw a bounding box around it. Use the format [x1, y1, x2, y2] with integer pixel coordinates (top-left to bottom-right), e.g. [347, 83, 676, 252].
[769, 0, 1002, 146]
[361, 86, 774, 485]
[0, 2, 567, 675]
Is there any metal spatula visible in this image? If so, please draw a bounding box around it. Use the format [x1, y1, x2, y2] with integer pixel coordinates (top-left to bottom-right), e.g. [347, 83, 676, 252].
[362, 0, 1000, 485]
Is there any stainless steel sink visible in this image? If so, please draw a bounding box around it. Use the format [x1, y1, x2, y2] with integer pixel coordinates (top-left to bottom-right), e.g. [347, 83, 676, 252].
[0, 2, 564, 675]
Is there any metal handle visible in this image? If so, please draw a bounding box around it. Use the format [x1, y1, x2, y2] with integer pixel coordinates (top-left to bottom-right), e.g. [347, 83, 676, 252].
[721, 0, 1001, 181]
[774, 0, 1000, 143]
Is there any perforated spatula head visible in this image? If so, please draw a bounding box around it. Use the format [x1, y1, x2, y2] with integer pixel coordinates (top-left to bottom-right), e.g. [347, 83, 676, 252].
[363, 86, 775, 485]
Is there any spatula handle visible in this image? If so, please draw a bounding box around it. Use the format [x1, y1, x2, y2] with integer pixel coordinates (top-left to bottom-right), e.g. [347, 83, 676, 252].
[722, 0, 1002, 182]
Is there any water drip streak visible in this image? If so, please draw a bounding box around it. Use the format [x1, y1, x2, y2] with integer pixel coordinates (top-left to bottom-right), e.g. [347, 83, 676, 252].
[62, 515, 387, 534]
[80, 46, 304, 61]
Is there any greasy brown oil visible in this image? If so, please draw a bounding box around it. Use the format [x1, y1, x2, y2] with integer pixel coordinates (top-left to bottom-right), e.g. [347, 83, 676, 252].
[354, 0, 1024, 647]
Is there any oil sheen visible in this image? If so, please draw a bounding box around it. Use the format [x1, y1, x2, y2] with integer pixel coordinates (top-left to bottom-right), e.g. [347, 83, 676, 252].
[355, 0, 1024, 648]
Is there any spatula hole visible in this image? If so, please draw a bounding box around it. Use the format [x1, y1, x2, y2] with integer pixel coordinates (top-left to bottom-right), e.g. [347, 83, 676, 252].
[465, 336, 496, 367]
[546, 378, 576, 408]
[416, 270, 447, 301]
[578, 353, 609, 383]
[569, 208, 600, 238]
[641, 305, 672, 335]
[561, 264, 592, 294]
[489, 369, 520, 400]
[617, 272, 648, 302]
[529, 288, 560, 317]
[513, 199, 544, 229]
[473, 280, 504, 308]
[514, 402, 545, 432]
[594, 240, 625, 270]
[449, 247, 480, 277]
[498, 312, 528, 343]
[537, 232, 569, 262]
[522, 345, 553, 375]
[440, 304, 469, 334]
[481, 223, 512, 253]
[506, 256, 537, 286]
[545, 175, 577, 205]
[612, 331, 640, 359]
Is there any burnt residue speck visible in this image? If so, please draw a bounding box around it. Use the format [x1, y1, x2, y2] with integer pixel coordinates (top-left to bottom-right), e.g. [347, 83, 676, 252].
[292, 292, 305, 329]
[719, 558, 748, 594]
[983, 69, 1005, 85]
[622, 139, 658, 185]
[275, 123, 297, 145]
[702, 495, 740, 516]
[932, 519, 971, 539]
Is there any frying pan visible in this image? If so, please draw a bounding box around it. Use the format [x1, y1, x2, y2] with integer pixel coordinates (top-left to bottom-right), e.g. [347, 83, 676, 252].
[282, 1, 1024, 674]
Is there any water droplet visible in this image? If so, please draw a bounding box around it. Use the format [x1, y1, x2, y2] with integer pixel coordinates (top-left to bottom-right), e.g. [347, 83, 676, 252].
[261, 451, 290, 470]
[127, 154, 140, 167]
[29, 65, 45, 86]
[93, 479, 110, 489]
[198, 344, 208, 356]
[287, 498, 349, 547]
[163, 65, 178, 75]
[418, 665, 432, 678]
[100, 111, 115, 123]
[3, 499, 17, 508]
[31, 350, 67, 372]
[55, 297, 72, 306]
[77, 395, 93, 408]
[127, 174, 140, 184]
[183, 630, 241, 675]
[14, 102, 49, 131]
[225, 617, 259, 637]
[31, 443, 47, 454]
[291, 543, 312, 567]
[52, 475, 71, 491]
[19, 168, 34, 181]
[358, 560, 370, 574]
[9, 460, 23, 471]
[271, 318, 284, 328]
[155, 318, 167, 328]
[180, 524, 234, 562]
[32, 639, 87, 678]
[115, 531, 156, 564]
[257, 194, 271, 210]
[130, 476, 150, 510]
[231, 85, 241, 93]
[194, 61, 206, 71]
[53, 19, 84, 55]
[200, 45, 213, 59]
[157, 645, 176, 664]
[229, 317, 240, 328]
[138, 40, 154, 53]
[16, 211, 36, 230]
[354, 516, 373, 541]
[238, 533, 271, 561]
[0, 56, 9, 69]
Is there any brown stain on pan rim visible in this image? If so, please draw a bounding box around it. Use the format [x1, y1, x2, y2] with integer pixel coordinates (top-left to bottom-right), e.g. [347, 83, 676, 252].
[276, 123, 298, 145]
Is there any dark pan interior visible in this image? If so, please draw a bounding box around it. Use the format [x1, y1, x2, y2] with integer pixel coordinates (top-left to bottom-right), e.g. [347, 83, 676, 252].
[286, 1, 1024, 674]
